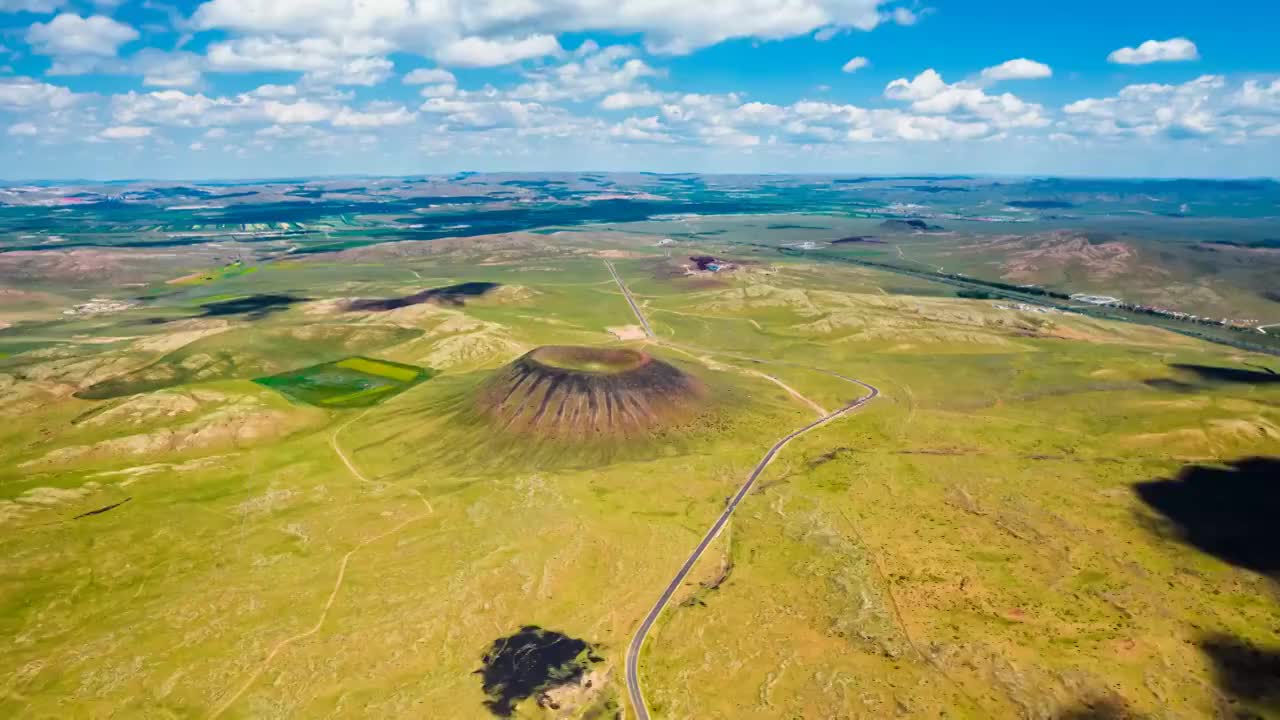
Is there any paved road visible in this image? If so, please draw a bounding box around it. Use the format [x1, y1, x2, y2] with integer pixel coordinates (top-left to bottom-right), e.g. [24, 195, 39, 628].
[604, 260, 881, 719]
[623, 377, 878, 719]
[604, 259, 656, 338]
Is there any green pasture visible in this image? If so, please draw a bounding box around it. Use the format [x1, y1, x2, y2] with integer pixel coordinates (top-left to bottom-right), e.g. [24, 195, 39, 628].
[254, 356, 435, 408]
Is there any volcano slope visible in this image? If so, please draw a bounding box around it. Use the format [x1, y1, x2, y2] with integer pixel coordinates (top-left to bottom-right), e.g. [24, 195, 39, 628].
[477, 346, 706, 439]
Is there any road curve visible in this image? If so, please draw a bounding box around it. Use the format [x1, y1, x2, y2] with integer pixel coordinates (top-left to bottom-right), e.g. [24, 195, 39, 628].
[604, 258, 880, 718]
[623, 374, 878, 719]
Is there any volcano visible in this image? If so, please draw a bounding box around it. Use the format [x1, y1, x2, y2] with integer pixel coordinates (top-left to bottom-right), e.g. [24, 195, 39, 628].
[477, 346, 706, 438]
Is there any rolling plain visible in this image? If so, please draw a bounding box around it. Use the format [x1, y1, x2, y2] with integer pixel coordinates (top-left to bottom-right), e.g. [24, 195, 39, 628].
[1, 176, 1279, 719]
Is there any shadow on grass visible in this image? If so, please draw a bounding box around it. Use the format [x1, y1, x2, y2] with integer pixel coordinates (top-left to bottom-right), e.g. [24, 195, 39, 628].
[1135, 458, 1280, 718]
[1144, 363, 1279, 393]
[475, 626, 601, 718]
[1134, 456, 1280, 577]
[197, 293, 308, 319]
[1168, 363, 1280, 386]
[1199, 633, 1280, 717]
[129, 293, 309, 325]
[1142, 378, 1200, 393]
[347, 281, 500, 311]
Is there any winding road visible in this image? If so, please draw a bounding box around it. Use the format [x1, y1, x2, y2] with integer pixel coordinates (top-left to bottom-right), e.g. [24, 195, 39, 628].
[605, 260, 880, 719]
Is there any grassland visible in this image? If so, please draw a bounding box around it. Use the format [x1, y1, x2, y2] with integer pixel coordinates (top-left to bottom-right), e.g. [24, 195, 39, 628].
[0, 228, 1277, 719]
[169, 261, 260, 287]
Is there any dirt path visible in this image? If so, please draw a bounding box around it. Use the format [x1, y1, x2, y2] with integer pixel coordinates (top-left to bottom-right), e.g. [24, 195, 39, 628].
[208, 409, 432, 718]
[749, 369, 828, 417]
[661, 342, 828, 418]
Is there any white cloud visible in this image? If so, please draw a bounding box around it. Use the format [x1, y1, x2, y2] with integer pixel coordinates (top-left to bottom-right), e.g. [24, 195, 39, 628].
[0, 76, 79, 110]
[26, 13, 137, 57]
[842, 56, 869, 73]
[1063, 75, 1232, 140]
[601, 89, 666, 110]
[888, 7, 918, 26]
[885, 69, 1047, 129]
[403, 68, 456, 85]
[333, 104, 416, 127]
[699, 124, 760, 147]
[190, 0, 903, 61]
[788, 99, 993, 142]
[607, 76, 1045, 148]
[1233, 79, 1280, 111]
[132, 49, 203, 87]
[420, 96, 564, 130]
[203, 37, 398, 86]
[733, 101, 788, 126]
[112, 89, 226, 126]
[99, 125, 151, 139]
[884, 68, 946, 101]
[609, 115, 673, 143]
[890, 114, 989, 141]
[436, 35, 562, 67]
[41, 46, 204, 85]
[303, 56, 394, 86]
[7, 122, 38, 136]
[255, 123, 324, 140]
[1107, 37, 1199, 65]
[263, 99, 334, 124]
[511, 45, 658, 102]
[247, 84, 297, 99]
[15, 4, 1276, 170]
[189, 141, 205, 150]
[979, 58, 1051, 82]
[418, 83, 459, 98]
[206, 35, 391, 72]
[110, 88, 346, 128]
[0, 0, 63, 12]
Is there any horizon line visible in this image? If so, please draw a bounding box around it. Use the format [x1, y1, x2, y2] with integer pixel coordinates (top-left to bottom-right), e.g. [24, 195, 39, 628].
[2, 171, 1278, 185]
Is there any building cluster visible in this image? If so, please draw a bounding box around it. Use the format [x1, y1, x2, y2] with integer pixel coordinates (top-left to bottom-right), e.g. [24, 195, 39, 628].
[686, 256, 733, 273]
[63, 298, 138, 316]
[1068, 294, 1256, 330]
[992, 303, 1067, 315]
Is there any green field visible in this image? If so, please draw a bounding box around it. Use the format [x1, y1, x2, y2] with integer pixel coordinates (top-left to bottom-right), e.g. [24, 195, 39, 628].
[171, 260, 260, 286]
[255, 356, 434, 408]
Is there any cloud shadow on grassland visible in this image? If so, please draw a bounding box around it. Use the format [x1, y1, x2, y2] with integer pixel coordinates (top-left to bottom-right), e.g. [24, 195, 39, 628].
[346, 281, 501, 311]
[1134, 456, 1280, 577]
[1199, 633, 1280, 718]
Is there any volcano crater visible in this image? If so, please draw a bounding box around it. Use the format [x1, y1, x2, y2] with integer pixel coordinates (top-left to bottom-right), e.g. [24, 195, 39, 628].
[477, 346, 706, 438]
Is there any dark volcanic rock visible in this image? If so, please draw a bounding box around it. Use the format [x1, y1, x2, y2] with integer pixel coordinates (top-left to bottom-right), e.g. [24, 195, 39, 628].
[477, 346, 706, 438]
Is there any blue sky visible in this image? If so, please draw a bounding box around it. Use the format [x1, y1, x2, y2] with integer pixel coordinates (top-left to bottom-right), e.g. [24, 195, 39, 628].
[1, 0, 1278, 179]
